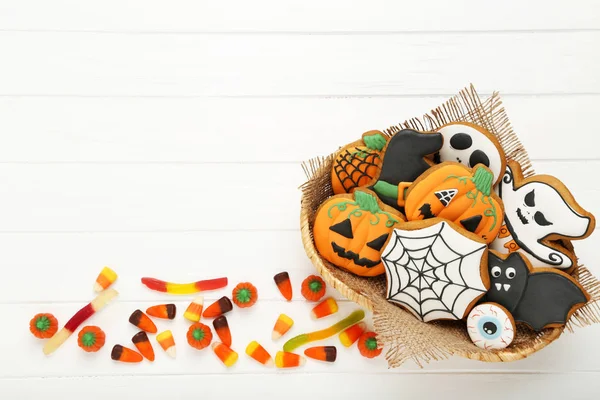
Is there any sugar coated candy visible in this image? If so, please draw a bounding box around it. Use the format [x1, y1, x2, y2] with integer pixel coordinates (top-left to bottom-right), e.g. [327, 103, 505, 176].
[156, 330, 176, 358]
[132, 331, 155, 361]
[310, 297, 339, 319]
[146, 304, 176, 320]
[94, 266, 118, 292]
[43, 289, 118, 355]
[111, 345, 143, 363]
[187, 323, 213, 350]
[245, 341, 273, 367]
[203, 296, 233, 318]
[232, 282, 258, 308]
[183, 296, 204, 322]
[357, 332, 383, 359]
[141, 277, 228, 295]
[272, 314, 294, 340]
[275, 351, 305, 368]
[129, 310, 157, 333]
[273, 272, 293, 301]
[283, 309, 365, 352]
[213, 315, 232, 347]
[338, 322, 366, 347]
[77, 326, 106, 352]
[212, 342, 238, 367]
[30, 313, 58, 339]
[304, 346, 337, 363]
[301, 275, 326, 302]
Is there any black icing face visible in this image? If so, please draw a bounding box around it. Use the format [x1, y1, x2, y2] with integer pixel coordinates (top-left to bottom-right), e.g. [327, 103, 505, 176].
[485, 253, 529, 312]
[516, 189, 554, 227]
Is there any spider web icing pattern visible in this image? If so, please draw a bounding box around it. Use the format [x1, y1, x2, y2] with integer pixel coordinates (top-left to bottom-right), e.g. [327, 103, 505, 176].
[382, 221, 487, 322]
[333, 146, 380, 192]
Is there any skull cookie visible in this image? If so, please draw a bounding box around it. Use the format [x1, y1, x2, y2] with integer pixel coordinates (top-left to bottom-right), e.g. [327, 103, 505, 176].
[436, 122, 506, 186]
[492, 161, 596, 271]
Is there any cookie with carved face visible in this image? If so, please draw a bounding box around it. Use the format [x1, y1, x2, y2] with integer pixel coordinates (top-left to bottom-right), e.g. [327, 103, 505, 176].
[492, 161, 595, 271]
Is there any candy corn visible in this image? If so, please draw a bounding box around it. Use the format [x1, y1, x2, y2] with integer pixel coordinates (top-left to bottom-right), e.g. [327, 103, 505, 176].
[272, 314, 294, 340]
[43, 289, 118, 355]
[273, 271, 292, 301]
[245, 341, 273, 367]
[93, 266, 118, 292]
[132, 331, 155, 361]
[203, 296, 233, 318]
[283, 309, 365, 352]
[111, 345, 143, 363]
[156, 330, 176, 358]
[339, 322, 367, 347]
[129, 310, 157, 333]
[304, 346, 337, 362]
[146, 304, 176, 320]
[212, 342, 238, 367]
[310, 297, 339, 319]
[183, 296, 204, 322]
[213, 315, 232, 347]
[141, 276, 228, 295]
[275, 351, 305, 368]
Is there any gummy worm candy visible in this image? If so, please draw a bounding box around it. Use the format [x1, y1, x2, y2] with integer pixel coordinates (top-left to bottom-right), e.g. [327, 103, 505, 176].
[283, 309, 365, 352]
[43, 289, 118, 355]
[141, 277, 228, 295]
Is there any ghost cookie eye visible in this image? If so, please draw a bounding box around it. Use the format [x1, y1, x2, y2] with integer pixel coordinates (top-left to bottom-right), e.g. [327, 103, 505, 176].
[524, 189, 535, 207]
[533, 212, 553, 226]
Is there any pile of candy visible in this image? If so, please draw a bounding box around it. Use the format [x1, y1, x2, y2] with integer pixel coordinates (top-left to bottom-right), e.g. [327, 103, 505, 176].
[30, 268, 381, 367]
[312, 123, 596, 350]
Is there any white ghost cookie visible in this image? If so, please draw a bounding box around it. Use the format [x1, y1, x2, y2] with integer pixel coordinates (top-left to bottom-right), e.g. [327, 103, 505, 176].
[436, 122, 506, 186]
[491, 161, 595, 271]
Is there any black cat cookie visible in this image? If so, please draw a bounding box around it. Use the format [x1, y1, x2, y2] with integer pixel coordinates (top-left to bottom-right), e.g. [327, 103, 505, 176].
[483, 251, 589, 331]
[492, 160, 595, 271]
[371, 128, 443, 211]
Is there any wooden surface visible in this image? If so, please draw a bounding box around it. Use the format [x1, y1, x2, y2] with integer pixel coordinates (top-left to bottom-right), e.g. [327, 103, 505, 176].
[1, 2, 599, 399]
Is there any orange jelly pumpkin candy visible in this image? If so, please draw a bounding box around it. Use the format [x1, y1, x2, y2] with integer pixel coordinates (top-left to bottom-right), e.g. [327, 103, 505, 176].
[404, 162, 504, 244]
[313, 190, 403, 277]
[331, 131, 387, 195]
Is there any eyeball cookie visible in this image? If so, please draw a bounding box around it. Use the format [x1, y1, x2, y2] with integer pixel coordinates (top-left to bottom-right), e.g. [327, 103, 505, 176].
[436, 122, 506, 186]
[467, 303, 515, 350]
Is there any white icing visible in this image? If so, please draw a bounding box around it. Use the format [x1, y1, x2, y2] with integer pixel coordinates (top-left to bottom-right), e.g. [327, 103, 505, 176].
[467, 303, 515, 350]
[381, 220, 487, 322]
[491, 164, 592, 269]
[437, 123, 504, 184]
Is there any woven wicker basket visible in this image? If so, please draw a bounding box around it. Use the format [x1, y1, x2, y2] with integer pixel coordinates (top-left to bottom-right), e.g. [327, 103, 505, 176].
[300, 86, 600, 367]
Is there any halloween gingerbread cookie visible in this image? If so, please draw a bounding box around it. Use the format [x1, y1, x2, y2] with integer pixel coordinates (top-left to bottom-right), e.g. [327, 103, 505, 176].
[492, 161, 595, 271]
[313, 189, 404, 277]
[381, 219, 490, 322]
[374, 162, 504, 244]
[435, 122, 506, 186]
[483, 251, 589, 331]
[467, 302, 515, 350]
[331, 130, 388, 195]
[371, 128, 443, 210]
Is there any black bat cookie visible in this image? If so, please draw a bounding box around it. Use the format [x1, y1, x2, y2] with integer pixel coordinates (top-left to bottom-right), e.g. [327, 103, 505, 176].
[371, 129, 443, 211]
[483, 251, 589, 331]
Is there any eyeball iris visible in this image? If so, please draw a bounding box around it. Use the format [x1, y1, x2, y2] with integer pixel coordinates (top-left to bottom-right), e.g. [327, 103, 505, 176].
[467, 303, 515, 350]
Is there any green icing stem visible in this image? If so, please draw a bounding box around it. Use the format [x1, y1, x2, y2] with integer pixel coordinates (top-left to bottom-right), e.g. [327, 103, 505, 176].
[236, 288, 252, 304]
[365, 337, 378, 351]
[192, 328, 205, 341]
[35, 316, 50, 332]
[372, 181, 398, 200]
[309, 280, 322, 293]
[363, 133, 387, 151]
[81, 332, 96, 347]
[283, 310, 365, 352]
[446, 167, 497, 231]
[328, 191, 399, 228]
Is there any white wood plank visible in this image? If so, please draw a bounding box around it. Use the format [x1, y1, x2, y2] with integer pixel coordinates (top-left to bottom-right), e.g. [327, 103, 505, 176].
[0, 95, 596, 163]
[0, 0, 598, 32]
[5, 300, 600, 378]
[0, 161, 596, 232]
[3, 373, 600, 400]
[0, 32, 598, 96]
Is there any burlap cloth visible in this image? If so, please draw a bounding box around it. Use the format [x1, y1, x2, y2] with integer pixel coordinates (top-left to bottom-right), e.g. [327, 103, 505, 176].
[300, 85, 600, 367]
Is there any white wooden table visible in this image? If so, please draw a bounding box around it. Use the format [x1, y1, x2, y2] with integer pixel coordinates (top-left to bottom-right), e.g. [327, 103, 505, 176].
[1, 1, 599, 399]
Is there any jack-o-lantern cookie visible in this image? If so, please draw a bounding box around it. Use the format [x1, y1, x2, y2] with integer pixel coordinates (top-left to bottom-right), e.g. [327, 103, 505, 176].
[331, 130, 387, 195]
[435, 122, 506, 186]
[483, 251, 589, 331]
[371, 128, 443, 211]
[492, 161, 595, 271]
[313, 189, 404, 277]
[381, 219, 490, 322]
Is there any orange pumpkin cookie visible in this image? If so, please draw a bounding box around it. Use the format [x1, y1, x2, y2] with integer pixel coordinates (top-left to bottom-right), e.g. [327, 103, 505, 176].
[313, 190, 404, 276]
[331, 131, 387, 195]
[401, 162, 504, 244]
